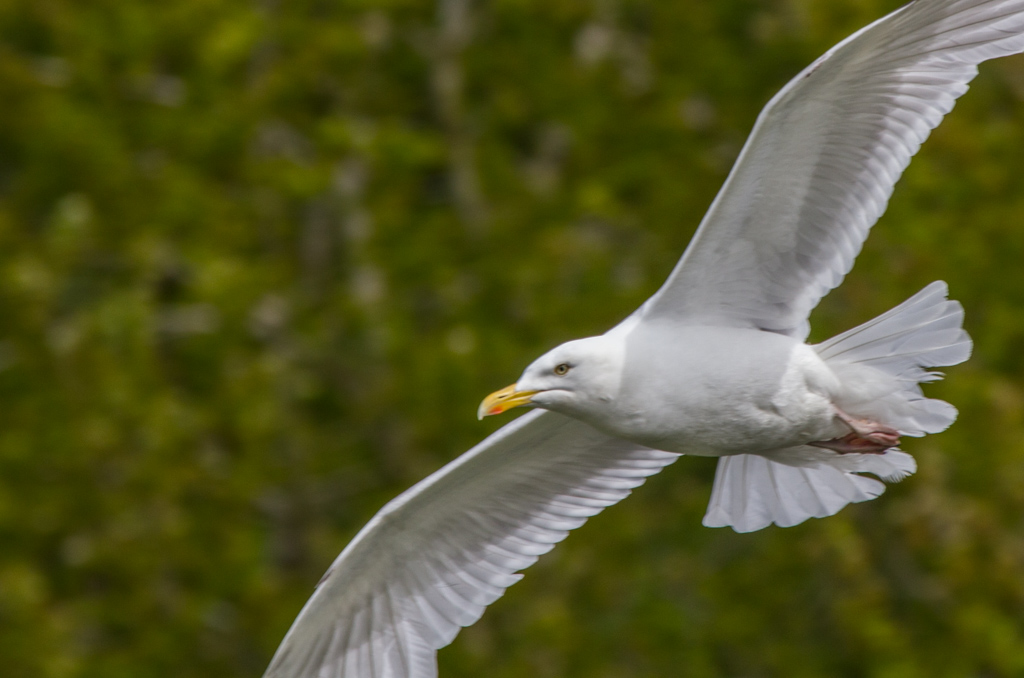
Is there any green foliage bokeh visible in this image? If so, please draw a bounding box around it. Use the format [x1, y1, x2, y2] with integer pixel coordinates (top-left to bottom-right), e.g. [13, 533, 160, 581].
[1, 0, 1023, 676]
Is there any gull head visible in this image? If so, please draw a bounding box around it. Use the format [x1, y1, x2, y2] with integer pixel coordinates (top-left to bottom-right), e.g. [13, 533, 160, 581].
[478, 335, 624, 420]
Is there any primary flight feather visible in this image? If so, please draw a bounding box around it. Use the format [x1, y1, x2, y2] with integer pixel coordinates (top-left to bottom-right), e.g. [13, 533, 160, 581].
[264, 2, 1024, 676]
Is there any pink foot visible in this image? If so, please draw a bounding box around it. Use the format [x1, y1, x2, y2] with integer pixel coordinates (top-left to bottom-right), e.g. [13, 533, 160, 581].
[809, 408, 901, 455]
[810, 432, 894, 454]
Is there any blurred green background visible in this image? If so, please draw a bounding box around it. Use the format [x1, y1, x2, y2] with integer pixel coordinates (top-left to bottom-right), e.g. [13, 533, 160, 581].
[2, 0, 1024, 676]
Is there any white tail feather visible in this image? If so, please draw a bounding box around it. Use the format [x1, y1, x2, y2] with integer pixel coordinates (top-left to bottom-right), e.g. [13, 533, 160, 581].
[703, 454, 884, 533]
[705, 282, 968, 532]
[816, 281, 971, 436]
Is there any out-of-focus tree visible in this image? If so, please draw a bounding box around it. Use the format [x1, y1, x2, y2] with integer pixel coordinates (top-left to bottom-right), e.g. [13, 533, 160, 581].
[0, 0, 1023, 676]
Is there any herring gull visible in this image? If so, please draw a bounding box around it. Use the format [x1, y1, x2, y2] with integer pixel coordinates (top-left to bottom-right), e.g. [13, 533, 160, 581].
[264, 2, 1024, 676]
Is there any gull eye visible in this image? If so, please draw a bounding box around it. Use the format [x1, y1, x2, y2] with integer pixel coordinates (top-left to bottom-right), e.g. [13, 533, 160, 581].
[553, 363, 570, 376]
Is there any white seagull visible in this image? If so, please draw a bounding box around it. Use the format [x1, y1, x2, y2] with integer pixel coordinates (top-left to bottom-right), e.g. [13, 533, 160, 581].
[264, 2, 1024, 676]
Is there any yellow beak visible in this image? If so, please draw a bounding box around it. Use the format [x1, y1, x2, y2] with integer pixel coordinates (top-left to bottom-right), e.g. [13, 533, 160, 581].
[477, 383, 540, 420]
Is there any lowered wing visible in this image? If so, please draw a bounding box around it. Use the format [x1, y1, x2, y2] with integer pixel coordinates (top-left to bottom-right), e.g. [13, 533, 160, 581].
[263, 410, 678, 678]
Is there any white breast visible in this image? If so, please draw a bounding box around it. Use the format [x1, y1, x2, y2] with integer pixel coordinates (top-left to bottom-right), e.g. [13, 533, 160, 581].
[588, 323, 842, 455]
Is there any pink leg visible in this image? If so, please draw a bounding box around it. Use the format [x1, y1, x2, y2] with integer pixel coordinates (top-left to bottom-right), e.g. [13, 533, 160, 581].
[809, 408, 900, 455]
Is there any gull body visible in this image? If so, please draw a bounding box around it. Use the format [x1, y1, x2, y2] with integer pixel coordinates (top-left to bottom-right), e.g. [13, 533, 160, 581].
[263, 2, 1024, 677]
[516, 327, 842, 455]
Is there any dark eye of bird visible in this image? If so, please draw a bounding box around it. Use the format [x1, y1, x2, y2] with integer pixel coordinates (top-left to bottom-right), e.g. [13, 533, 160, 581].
[554, 363, 570, 376]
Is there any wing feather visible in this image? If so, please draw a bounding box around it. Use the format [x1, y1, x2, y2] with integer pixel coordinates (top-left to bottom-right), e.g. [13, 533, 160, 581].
[262, 411, 679, 678]
[641, 0, 1024, 337]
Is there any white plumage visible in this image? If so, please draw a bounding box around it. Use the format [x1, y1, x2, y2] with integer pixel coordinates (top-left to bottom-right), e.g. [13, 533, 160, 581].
[645, 0, 1024, 338]
[263, 2, 1024, 676]
[704, 281, 969, 533]
[265, 413, 679, 677]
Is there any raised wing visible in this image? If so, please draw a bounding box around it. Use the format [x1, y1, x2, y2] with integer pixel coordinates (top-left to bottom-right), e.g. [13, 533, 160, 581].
[263, 410, 679, 678]
[642, 0, 1024, 338]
